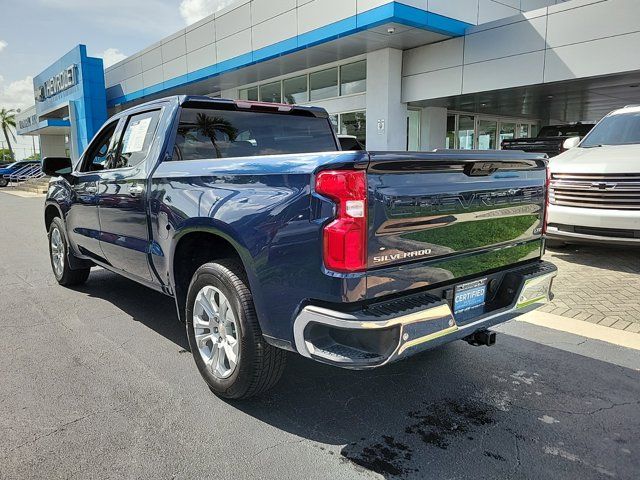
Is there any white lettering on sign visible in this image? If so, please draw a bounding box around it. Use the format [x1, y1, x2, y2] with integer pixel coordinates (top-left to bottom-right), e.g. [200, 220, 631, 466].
[18, 114, 38, 131]
[35, 65, 78, 102]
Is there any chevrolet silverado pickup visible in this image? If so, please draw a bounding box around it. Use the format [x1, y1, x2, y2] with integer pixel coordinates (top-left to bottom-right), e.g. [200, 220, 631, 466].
[501, 123, 594, 157]
[42, 96, 556, 399]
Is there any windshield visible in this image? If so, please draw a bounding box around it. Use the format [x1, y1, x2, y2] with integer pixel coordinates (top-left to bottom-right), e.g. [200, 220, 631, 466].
[581, 111, 640, 147]
[537, 124, 593, 137]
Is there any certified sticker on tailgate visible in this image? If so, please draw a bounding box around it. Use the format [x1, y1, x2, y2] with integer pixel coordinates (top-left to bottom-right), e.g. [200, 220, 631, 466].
[454, 278, 488, 314]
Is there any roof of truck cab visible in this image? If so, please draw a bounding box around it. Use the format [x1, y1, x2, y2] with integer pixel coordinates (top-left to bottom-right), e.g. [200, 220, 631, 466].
[122, 95, 328, 118]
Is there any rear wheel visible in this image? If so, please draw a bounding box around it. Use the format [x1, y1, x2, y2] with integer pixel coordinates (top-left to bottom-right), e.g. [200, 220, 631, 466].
[186, 260, 286, 399]
[48, 217, 91, 286]
[0, 177, 8, 188]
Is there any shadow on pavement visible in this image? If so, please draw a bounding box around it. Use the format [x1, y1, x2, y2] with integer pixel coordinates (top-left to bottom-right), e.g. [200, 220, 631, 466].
[233, 337, 639, 479]
[546, 243, 640, 274]
[73, 268, 190, 350]
[71, 266, 639, 479]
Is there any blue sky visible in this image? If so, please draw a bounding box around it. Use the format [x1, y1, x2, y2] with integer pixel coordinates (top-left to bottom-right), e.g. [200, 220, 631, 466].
[0, 0, 237, 111]
[0, 0, 237, 156]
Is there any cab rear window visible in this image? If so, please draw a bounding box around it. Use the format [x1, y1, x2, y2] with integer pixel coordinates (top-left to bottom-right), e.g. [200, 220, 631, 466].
[171, 108, 338, 160]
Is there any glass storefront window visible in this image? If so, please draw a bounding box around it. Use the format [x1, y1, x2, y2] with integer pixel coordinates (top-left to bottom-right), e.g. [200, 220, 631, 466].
[310, 67, 338, 101]
[407, 110, 420, 151]
[339, 111, 366, 147]
[445, 114, 541, 150]
[478, 120, 497, 150]
[329, 114, 339, 133]
[499, 123, 516, 143]
[531, 124, 539, 137]
[518, 124, 530, 138]
[446, 115, 456, 149]
[239, 87, 258, 101]
[283, 76, 308, 104]
[260, 82, 282, 103]
[458, 115, 475, 149]
[340, 61, 366, 96]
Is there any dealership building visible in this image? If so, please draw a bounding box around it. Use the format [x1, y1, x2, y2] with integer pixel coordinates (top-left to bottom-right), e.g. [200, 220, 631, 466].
[16, 0, 640, 160]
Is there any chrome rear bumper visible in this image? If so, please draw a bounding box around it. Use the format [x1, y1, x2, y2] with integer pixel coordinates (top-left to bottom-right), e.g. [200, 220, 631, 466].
[293, 261, 557, 369]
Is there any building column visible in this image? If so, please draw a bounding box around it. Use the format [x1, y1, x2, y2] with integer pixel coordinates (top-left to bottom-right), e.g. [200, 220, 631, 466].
[39, 135, 67, 157]
[420, 107, 448, 150]
[68, 100, 81, 161]
[366, 48, 407, 151]
[220, 88, 237, 100]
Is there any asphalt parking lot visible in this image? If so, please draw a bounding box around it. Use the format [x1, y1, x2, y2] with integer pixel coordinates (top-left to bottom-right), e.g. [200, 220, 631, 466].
[1, 191, 639, 480]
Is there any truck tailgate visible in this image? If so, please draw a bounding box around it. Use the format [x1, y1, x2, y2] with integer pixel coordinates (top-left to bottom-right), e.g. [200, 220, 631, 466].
[366, 150, 547, 298]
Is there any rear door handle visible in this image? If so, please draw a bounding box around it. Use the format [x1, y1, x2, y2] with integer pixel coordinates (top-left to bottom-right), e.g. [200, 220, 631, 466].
[129, 184, 144, 197]
[85, 185, 98, 194]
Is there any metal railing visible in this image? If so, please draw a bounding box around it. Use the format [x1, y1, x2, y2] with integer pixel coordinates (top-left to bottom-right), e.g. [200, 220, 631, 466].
[6, 164, 45, 187]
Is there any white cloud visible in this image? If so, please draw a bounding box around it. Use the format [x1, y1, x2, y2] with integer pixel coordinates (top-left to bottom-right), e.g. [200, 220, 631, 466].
[0, 75, 35, 111]
[39, 0, 184, 36]
[0, 75, 37, 159]
[0, 40, 7, 53]
[98, 48, 128, 68]
[179, 0, 238, 25]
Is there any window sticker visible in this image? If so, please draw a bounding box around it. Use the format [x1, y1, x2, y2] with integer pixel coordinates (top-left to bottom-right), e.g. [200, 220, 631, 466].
[122, 117, 152, 153]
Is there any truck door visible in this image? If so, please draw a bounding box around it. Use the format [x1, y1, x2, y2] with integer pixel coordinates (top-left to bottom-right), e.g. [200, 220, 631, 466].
[66, 119, 122, 263]
[97, 109, 161, 282]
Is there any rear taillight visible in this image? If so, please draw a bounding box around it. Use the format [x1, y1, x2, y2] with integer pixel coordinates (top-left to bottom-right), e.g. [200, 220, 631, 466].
[543, 165, 550, 235]
[315, 170, 367, 272]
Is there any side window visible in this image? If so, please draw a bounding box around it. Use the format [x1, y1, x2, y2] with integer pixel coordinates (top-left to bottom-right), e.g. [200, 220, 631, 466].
[80, 121, 119, 172]
[114, 110, 161, 169]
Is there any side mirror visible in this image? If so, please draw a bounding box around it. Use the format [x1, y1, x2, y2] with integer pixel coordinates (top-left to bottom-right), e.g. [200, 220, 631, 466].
[562, 136, 581, 150]
[42, 157, 72, 177]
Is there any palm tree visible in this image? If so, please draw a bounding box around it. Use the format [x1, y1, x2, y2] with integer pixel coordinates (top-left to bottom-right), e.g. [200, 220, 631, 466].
[195, 113, 238, 158]
[0, 108, 17, 161]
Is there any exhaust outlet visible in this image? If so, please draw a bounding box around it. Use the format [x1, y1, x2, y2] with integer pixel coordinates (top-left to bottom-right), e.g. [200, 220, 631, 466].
[464, 330, 496, 347]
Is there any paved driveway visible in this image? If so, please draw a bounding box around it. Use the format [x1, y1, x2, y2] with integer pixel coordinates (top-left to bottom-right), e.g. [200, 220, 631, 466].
[543, 245, 640, 333]
[0, 192, 638, 479]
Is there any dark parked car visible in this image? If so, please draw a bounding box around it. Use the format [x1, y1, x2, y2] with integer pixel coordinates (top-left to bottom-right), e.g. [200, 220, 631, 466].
[42, 95, 556, 399]
[501, 123, 595, 157]
[0, 160, 41, 187]
[337, 134, 365, 150]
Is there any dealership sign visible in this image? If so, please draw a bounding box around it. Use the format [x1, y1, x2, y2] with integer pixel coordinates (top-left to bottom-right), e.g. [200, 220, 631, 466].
[35, 65, 78, 102]
[18, 113, 38, 131]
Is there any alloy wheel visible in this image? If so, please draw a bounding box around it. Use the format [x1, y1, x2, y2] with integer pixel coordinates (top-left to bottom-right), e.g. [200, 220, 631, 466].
[50, 227, 65, 278]
[193, 285, 239, 379]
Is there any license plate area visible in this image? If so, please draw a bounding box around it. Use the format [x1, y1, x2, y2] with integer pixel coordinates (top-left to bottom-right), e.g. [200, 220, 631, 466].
[454, 278, 488, 314]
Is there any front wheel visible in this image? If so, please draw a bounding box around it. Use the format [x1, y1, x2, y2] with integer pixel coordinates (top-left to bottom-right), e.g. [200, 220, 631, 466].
[0, 177, 8, 188]
[186, 260, 286, 399]
[48, 217, 91, 286]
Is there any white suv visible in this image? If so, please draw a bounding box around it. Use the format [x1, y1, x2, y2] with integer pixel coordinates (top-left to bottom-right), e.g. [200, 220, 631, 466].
[547, 105, 640, 246]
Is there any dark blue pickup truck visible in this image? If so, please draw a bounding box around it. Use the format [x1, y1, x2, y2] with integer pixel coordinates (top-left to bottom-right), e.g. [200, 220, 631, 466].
[42, 95, 556, 399]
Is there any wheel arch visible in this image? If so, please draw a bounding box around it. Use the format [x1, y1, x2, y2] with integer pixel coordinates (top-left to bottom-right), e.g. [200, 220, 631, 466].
[169, 226, 262, 324]
[44, 202, 63, 232]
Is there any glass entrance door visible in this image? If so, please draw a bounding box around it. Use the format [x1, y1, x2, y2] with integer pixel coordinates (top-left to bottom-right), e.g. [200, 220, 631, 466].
[407, 109, 421, 151]
[477, 119, 497, 150]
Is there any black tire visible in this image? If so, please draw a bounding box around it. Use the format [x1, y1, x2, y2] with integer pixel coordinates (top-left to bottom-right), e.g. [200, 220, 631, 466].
[48, 217, 91, 286]
[186, 260, 286, 399]
[0, 177, 8, 188]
